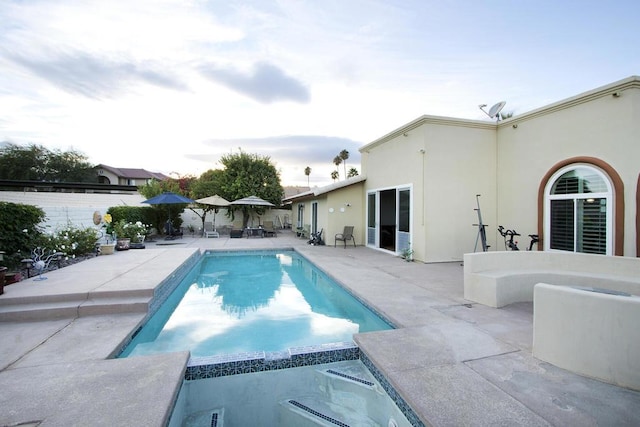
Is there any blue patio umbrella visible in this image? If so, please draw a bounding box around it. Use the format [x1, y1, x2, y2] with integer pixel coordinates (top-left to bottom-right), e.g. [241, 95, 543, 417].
[141, 192, 195, 205]
[142, 192, 195, 236]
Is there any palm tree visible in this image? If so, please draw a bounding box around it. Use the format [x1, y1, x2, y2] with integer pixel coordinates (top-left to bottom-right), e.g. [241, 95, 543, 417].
[333, 156, 342, 180]
[339, 149, 349, 179]
[347, 167, 359, 178]
[304, 166, 311, 187]
[330, 170, 339, 181]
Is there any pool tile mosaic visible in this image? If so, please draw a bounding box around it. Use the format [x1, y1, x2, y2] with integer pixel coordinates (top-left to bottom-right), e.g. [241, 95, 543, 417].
[360, 352, 425, 427]
[185, 343, 359, 380]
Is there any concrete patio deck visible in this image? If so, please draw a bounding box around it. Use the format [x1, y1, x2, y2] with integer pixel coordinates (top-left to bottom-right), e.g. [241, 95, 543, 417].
[1, 230, 638, 426]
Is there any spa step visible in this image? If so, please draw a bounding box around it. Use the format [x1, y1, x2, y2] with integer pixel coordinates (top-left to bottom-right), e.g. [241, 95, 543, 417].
[183, 408, 225, 427]
[313, 367, 382, 404]
[279, 397, 378, 427]
[0, 295, 150, 321]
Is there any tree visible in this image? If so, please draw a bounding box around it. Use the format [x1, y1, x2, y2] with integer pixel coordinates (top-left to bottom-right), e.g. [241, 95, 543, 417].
[0, 143, 95, 182]
[347, 167, 359, 178]
[304, 166, 311, 187]
[339, 149, 349, 179]
[332, 156, 342, 180]
[218, 151, 284, 228]
[138, 178, 186, 234]
[189, 169, 225, 231]
[331, 170, 339, 181]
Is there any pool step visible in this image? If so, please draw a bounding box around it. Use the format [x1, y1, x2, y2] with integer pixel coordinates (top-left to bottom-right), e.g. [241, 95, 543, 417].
[279, 366, 397, 427]
[0, 294, 151, 321]
[182, 408, 224, 427]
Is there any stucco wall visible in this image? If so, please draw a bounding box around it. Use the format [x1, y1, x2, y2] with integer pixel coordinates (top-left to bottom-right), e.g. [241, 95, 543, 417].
[291, 182, 364, 246]
[326, 184, 364, 246]
[362, 119, 496, 262]
[496, 82, 640, 256]
[0, 191, 146, 230]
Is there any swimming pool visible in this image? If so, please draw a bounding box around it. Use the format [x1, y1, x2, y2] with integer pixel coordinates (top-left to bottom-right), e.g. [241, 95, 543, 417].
[119, 250, 392, 359]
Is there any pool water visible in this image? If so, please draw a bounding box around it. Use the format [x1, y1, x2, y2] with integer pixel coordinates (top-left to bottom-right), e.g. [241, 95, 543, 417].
[120, 251, 392, 358]
[169, 360, 413, 427]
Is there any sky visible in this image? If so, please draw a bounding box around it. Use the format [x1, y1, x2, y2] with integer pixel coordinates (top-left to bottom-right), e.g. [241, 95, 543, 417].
[1, 1, 639, 187]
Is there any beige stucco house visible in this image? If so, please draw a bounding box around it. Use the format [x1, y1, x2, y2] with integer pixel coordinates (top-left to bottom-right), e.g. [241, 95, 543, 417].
[95, 164, 169, 186]
[287, 76, 640, 263]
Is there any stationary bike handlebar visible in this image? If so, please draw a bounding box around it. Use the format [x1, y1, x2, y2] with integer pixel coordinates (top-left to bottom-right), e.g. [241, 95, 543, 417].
[498, 225, 520, 237]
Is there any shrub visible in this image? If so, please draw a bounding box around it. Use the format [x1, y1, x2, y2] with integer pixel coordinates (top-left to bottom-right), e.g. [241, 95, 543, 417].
[0, 202, 46, 270]
[107, 206, 155, 233]
[39, 222, 101, 257]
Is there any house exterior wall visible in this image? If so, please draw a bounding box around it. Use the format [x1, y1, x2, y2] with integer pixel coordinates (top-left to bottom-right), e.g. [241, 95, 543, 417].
[360, 76, 640, 261]
[361, 118, 496, 262]
[326, 184, 364, 245]
[290, 182, 364, 246]
[496, 78, 640, 256]
[96, 168, 119, 185]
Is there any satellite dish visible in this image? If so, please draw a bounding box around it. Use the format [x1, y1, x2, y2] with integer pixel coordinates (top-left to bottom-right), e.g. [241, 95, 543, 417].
[479, 101, 506, 120]
[488, 101, 506, 118]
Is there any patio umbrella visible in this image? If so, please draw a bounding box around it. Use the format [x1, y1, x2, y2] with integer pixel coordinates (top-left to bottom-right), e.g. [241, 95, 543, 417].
[229, 195, 275, 207]
[230, 195, 275, 227]
[142, 192, 195, 235]
[142, 192, 195, 205]
[195, 195, 230, 231]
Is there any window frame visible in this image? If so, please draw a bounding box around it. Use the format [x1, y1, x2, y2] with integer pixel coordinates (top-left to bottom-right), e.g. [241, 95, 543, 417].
[544, 164, 613, 255]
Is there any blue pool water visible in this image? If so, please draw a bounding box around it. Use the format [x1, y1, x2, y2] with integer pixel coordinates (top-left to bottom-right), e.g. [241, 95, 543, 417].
[120, 251, 392, 358]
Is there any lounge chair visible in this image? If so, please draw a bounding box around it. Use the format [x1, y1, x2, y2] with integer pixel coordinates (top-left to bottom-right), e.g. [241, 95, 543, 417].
[262, 221, 277, 237]
[334, 226, 356, 248]
[203, 221, 219, 238]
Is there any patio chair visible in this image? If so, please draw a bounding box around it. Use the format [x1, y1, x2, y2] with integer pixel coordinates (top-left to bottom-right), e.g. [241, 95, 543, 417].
[164, 220, 183, 240]
[334, 226, 356, 248]
[262, 221, 277, 237]
[203, 221, 219, 238]
[229, 228, 244, 238]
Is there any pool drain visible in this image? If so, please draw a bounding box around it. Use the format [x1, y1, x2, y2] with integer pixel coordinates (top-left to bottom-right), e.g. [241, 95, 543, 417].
[288, 400, 350, 427]
[326, 369, 374, 386]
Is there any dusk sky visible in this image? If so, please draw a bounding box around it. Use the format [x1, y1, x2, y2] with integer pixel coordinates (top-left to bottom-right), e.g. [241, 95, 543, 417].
[1, 1, 638, 187]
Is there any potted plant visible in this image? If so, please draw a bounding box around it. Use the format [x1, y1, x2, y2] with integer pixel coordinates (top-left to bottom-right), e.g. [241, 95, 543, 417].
[400, 243, 414, 262]
[113, 220, 148, 250]
[98, 213, 116, 254]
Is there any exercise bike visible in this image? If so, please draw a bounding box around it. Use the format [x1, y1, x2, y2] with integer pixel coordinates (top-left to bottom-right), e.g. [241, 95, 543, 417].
[498, 225, 520, 251]
[498, 226, 539, 251]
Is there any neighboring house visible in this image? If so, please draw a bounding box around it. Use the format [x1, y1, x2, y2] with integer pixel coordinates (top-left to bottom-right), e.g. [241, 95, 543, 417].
[287, 76, 640, 262]
[95, 164, 169, 186]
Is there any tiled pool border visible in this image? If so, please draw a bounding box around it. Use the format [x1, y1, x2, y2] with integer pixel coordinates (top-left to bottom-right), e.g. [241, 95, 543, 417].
[185, 342, 359, 379]
[185, 343, 425, 427]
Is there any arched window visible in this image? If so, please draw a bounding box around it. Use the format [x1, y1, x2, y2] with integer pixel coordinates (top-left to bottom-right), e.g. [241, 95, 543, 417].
[544, 165, 613, 255]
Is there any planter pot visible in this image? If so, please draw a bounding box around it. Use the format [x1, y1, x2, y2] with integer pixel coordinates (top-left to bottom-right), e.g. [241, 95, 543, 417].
[100, 244, 116, 255]
[0, 266, 6, 295]
[5, 271, 21, 285]
[116, 238, 131, 251]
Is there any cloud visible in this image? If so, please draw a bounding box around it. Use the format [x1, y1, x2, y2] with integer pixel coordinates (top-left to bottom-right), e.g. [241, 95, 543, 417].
[199, 61, 310, 104]
[183, 135, 362, 186]
[201, 135, 360, 164]
[5, 49, 187, 99]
